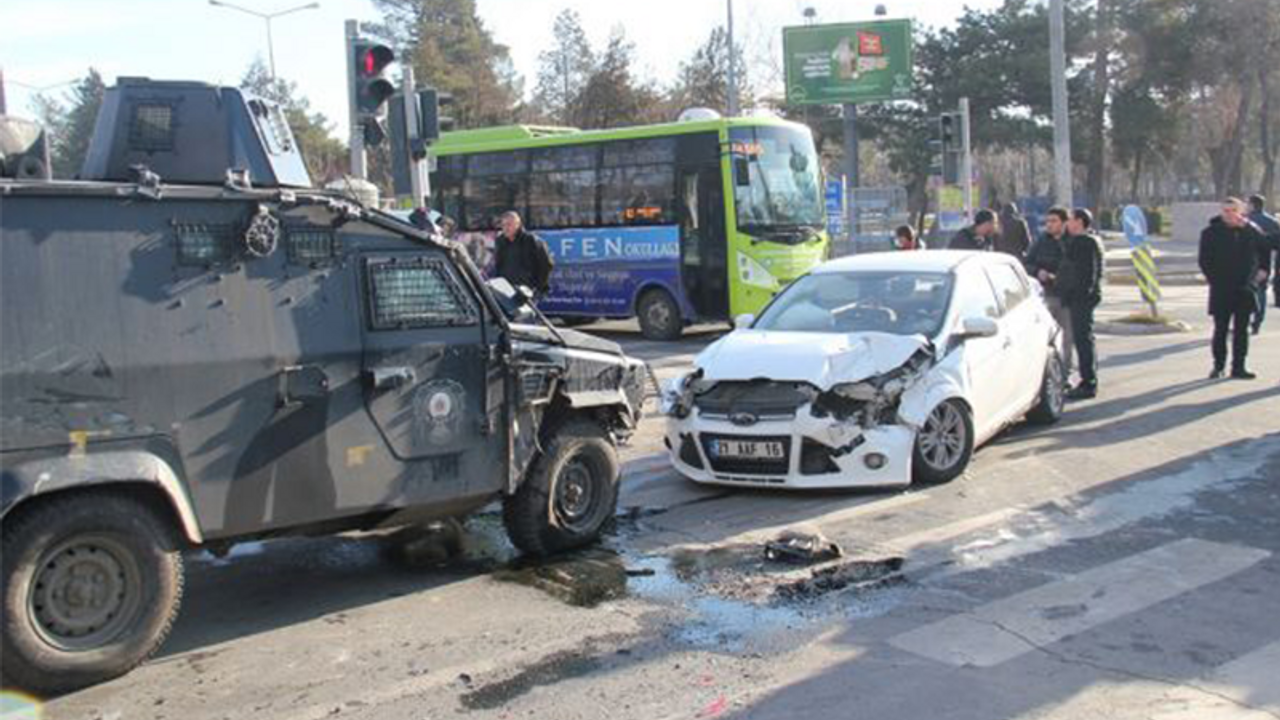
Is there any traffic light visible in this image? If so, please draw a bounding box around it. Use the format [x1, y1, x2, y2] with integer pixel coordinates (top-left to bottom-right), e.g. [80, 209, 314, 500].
[939, 112, 958, 152]
[352, 41, 395, 147]
[417, 88, 455, 142]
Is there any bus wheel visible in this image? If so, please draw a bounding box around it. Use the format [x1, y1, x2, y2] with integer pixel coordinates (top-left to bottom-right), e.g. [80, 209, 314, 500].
[637, 289, 682, 341]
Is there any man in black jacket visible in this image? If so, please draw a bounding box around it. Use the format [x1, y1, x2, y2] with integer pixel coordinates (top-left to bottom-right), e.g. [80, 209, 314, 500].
[1061, 209, 1106, 399]
[1199, 198, 1272, 379]
[1025, 207, 1074, 378]
[948, 209, 997, 251]
[494, 211, 554, 297]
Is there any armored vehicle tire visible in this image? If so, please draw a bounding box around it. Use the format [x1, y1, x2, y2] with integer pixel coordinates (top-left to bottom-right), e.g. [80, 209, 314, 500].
[1027, 349, 1067, 425]
[637, 288, 683, 341]
[1, 492, 184, 696]
[912, 399, 974, 485]
[503, 419, 620, 556]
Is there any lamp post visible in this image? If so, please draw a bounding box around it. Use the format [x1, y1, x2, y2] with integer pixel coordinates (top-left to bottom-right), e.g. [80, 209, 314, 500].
[208, 0, 320, 80]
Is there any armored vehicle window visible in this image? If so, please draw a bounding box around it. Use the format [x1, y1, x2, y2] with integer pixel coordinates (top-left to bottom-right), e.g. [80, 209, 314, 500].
[286, 227, 339, 266]
[174, 223, 236, 265]
[367, 257, 477, 330]
[130, 103, 176, 151]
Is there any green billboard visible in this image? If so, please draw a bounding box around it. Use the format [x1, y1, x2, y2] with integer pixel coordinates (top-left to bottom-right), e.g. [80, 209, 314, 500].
[783, 20, 914, 105]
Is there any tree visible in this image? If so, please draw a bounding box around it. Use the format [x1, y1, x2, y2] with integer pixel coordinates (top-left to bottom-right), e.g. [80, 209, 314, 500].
[531, 9, 595, 125]
[373, 0, 521, 128]
[670, 26, 751, 116]
[240, 59, 347, 184]
[572, 29, 663, 129]
[32, 69, 106, 179]
[1109, 83, 1177, 201]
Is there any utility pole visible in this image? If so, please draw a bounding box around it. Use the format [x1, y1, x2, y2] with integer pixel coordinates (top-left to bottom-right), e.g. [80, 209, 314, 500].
[959, 97, 973, 221]
[843, 103, 859, 238]
[402, 66, 429, 206]
[1049, 0, 1073, 207]
[726, 0, 738, 116]
[0, 67, 7, 116]
[346, 19, 367, 180]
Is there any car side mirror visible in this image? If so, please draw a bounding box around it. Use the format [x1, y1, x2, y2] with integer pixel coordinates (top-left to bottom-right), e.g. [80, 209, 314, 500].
[958, 316, 999, 339]
[734, 313, 755, 329]
[734, 157, 751, 187]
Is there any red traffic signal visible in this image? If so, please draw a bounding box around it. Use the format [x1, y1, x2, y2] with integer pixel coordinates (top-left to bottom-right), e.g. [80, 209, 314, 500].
[351, 40, 395, 146]
[357, 43, 394, 78]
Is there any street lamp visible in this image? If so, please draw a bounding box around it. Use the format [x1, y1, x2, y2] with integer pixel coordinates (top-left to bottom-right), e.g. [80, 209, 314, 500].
[208, 0, 321, 80]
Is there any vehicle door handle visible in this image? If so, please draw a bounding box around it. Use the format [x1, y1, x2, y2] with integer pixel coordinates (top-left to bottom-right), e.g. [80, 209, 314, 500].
[367, 366, 416, 391]
[279, 364, 329, 407]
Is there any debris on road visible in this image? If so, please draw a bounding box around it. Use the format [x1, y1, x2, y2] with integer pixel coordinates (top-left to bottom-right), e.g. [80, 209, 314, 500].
[763, 528, 843, 565]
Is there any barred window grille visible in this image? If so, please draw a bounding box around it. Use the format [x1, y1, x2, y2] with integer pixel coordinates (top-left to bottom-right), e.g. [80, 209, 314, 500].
[175, 223, 236, 265]
[286, 228, 338, 265]
[369, 259, 476, 329]
[130, 104, 175, 151]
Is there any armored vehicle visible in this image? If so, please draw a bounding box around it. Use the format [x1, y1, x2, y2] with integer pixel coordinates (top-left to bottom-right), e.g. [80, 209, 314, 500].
[0, 79, 647, 695]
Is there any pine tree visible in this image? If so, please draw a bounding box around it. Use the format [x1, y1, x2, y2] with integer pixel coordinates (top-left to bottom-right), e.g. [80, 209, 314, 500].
[532, 9, 595, 126]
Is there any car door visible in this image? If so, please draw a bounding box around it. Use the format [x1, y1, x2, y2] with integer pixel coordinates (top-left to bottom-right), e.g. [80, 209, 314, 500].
[984, 261, 1043, 414]
[357, 249, 508, 506]
[951, 266, 1012, 439]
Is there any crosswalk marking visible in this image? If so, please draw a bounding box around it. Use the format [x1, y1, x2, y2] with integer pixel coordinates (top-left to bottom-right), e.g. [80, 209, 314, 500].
[888, 538, 1270, 668]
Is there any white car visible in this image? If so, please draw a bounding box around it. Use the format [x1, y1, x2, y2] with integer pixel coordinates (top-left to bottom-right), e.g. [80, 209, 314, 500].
[661, 251, 1066, 489]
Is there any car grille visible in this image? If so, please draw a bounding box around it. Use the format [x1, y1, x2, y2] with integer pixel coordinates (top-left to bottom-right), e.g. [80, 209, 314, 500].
[694, 381, 814, 420]
[700, 433, 792, 475]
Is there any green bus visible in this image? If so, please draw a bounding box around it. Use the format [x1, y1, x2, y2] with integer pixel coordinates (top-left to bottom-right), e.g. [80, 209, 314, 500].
[428, 113, 828, 339]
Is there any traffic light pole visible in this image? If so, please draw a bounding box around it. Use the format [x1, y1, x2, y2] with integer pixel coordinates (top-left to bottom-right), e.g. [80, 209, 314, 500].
[959, 97, 973, 221]
[401, 66, 430, 206]
[345, 19, 367, 180]
[843, 102, 859, 243]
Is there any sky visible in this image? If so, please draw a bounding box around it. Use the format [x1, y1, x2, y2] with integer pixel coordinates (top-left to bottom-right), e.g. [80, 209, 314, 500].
[2, 0, 1004, 139]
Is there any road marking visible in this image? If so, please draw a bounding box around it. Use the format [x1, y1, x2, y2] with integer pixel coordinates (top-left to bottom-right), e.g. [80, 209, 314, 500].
[1152, 640, 1280, 717]
[882, 506, 1025, 553]
[888, 538, 1270, 668]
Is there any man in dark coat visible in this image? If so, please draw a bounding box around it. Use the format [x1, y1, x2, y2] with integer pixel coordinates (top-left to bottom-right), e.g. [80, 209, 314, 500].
[1198, 198, 1272, 379]
[1025, 207, 1074, 378]
[1247, 194, 1280, 331]
[948, 209, 997, 251]
[995, 201, 1032, 260]
[1060, 209, 1106, 399]
[494, 211, 554, 297]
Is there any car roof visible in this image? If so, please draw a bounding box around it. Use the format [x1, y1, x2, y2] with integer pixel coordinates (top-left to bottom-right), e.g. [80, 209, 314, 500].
[811, 250, 1016, 275]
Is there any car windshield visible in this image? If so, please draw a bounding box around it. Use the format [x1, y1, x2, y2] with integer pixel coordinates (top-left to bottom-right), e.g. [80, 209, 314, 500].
[754, 271, 954, 336]
[730, 126, 824, 241]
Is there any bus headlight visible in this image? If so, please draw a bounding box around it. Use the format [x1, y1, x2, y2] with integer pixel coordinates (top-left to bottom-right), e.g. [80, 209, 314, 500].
[736, 252, 779, 290]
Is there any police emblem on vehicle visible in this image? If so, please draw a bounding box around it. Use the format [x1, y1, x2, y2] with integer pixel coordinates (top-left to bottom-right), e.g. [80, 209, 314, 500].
[729, 412, 759, 427]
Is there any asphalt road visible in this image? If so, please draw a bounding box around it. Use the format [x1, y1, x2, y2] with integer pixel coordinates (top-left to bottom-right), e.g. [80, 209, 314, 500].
[36, 282, 1280, 720]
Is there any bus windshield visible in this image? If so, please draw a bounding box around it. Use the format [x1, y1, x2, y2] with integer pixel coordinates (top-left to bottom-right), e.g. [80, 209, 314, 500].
[730, 126, 824, 240]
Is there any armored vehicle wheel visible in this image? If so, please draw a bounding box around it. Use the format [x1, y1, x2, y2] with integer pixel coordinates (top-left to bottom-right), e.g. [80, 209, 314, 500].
[1027, 349, 1067, 425]
[1, 492, 184, 695]
[503, 419, 620, 556]
[912, 399, 974, 485]
[636, 289, 682, 341]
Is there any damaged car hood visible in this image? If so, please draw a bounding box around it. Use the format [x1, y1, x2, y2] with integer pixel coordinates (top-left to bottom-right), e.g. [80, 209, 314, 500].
[695, 330, 932, 390]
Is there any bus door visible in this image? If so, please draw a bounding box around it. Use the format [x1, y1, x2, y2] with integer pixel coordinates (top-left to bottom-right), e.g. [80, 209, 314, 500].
[678, 137, 729, 321]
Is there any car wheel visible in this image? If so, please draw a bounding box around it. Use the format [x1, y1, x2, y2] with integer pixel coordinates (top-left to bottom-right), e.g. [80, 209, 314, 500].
[1027, 348, 1066, 425]
[636, 289, 683, 341]
[1, 492, 184, 695]
[912, 399, 975, 485]
[503, 419, 620, 556]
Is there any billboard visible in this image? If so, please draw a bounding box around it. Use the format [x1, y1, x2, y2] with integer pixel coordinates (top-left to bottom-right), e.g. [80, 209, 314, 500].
[783, 20, 914, 106]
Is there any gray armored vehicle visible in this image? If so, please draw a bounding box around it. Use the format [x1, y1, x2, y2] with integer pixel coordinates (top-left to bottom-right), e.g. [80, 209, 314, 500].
[0, 79, 647, 695]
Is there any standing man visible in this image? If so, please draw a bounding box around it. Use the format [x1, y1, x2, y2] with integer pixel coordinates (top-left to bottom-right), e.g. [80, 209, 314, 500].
[1060, 209, 1105, 399]
[1025, 207, 1075, 379]
[1198, 198, 1271, 379]
[995, 201, 1032, 261]
[494, 211, 554, 298]
[948, 209, 998, 251]
[1246, 195, 1280, 333]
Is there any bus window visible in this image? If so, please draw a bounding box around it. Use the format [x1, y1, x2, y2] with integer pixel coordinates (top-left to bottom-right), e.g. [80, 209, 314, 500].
[529, 146, 598, 228]
[463, 151, 528, 230]
[729, 126, 823, 237]
[600, 164, 675, 226]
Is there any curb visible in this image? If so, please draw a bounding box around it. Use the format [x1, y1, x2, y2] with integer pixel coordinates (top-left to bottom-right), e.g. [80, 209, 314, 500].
[1096, 319, 1194, 336]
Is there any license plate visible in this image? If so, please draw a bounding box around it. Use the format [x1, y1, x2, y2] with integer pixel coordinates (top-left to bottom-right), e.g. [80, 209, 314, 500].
[711, 439, 786, 460]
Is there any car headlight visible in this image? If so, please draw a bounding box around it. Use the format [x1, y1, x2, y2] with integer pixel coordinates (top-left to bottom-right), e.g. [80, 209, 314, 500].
[660, 375, 693, 418]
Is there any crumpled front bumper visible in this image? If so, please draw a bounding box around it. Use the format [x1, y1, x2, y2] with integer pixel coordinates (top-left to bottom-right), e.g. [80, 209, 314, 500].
[664, 409, 915, 490]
